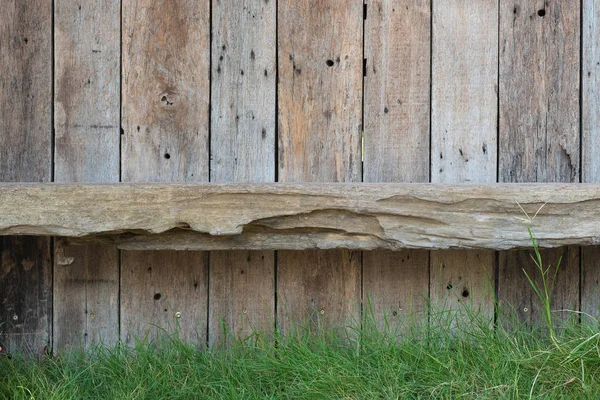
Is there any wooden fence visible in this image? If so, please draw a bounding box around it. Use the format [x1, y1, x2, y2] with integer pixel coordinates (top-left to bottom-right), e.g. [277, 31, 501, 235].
[1, 0, 599, 356]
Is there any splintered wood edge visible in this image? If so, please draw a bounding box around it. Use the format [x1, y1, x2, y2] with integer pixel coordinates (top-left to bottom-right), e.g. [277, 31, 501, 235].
[0, 183, 599, 251]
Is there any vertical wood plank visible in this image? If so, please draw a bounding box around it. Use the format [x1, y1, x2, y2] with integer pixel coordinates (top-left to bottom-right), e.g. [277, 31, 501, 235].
[122, 0, 210, 183]
[0, 0, 52, 357]
[120, 251, 208, 343]
[121, 0, 210, 345]
[277, 0, 363, 332]
[209, 0, 276, 346]
[430, 0, 498, 323]
[582, 0, 600, 322]
[499, 0, 580, 327]
[53, 0, 120, 350]
[362, 0, 430, 331]
[53, 242, 119, 348]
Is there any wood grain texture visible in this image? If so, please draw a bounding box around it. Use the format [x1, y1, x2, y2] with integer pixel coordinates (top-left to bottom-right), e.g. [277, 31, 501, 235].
[582, 0, 600, 322]
[0, 1, 52, 182]
[498, 0, 581, 326]
[53, 0, 120, 351]
[211, 0, 276, 182]
[122, 0, 210, 182]
[54, 0, 120, 182]
[277, 0, 363, 332]
[498, 247, 579, 328]
[53, 241, 118, 349]
[582, 247, 600, 320]
[121, 0, 210, 345]
[209, 0, 276, 346]
[276, 250, 360, 332]
[364, 0, 430, 184]
[120, 251, 208, 345]
[431, 0, 497, 323]
[4, 183, 600, 250]
[209, 251, 274, 345]
[278, 0, 363, 183]
[499, 1, 580, 183]
[0, 0, 52, 358]
[430, 251, 495, 322]
[363, 250, 429, 330]
[363, 0, 430, 332]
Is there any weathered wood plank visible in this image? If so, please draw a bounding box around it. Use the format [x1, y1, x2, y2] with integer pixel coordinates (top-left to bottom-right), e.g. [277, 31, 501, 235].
[582, 0, 600, 322]
[209, 251, 274, 345]
[209, 0, 276, 346]
[122, 0, 210, 183]
[430, 251, 495, 322]
[3, 183, 600, 251]
[431, 0, 498, 323]
[121, 0, 210, 344]
[120, 251, 208, 345]
[364, 0, 430, 184]
[54, 0, 120, 182]
[499, 1, 580, 183]
[0, 0, 52, 358]
[498, 0, 580, 327]
[363, 0, 430, 331]
[53, 0, 120, 351]
[0, 1, 52, 182]
[53, 241, 119, 348]
[277, 0, 363, 332]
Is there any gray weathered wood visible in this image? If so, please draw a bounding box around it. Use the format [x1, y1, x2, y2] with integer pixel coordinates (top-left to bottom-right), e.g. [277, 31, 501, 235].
[120, 251, 208, 345]
[2, 183, 600, 251]
[209, 0, 276, 346]
[54, 0, 120, 182]
[431, 0, 498, 323]
[363, 0, 430, 331]
[0, 1, 52, 182]
[121, 0, 210, 344]
[277, 0, 363, 332]
[53, 241, 119, 348]
[122, 0, 210, 183]
[583, 0, 600, 184]
[0, 0, 52, 358]
[53, 0, 120, 351]
[209, 251, 274, 345]
[582, 0, 600, 322]
[499, 1, 580, 183]
[498, 0, 580, 327]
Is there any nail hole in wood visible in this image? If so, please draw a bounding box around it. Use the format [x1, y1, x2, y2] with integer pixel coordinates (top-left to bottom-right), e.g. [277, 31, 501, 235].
[154, 293, 162, 300]
[326, 60, 334, 67]
[537, 9, 545, 17]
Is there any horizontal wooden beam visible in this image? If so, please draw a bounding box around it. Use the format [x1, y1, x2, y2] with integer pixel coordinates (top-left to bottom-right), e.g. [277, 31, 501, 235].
[0, 183, 598, 251]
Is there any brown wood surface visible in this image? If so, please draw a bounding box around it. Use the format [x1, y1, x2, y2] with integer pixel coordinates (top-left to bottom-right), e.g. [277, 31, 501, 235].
[121, 0, 210, 345]
[362, 0, 430, 332]
[3, 183, 600, 251]
[498, 0, 581, 327]
[0, 0, 52, 358]
[53, 0, 120, 351]
[209, 0, 276, 346]
[53, 241, 119, 348]
[277, 0, 363, 332]
[120, 251, 208, 344]
[430, 0, 498, 323]
[582, 0, 600, 322]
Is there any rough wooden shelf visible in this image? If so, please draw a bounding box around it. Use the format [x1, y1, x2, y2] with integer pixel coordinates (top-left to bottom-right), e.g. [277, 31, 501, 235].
[0, 183, 598, 251]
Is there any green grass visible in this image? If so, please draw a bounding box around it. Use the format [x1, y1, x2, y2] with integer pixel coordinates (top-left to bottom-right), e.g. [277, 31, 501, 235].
[2, 308, 600, 399]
